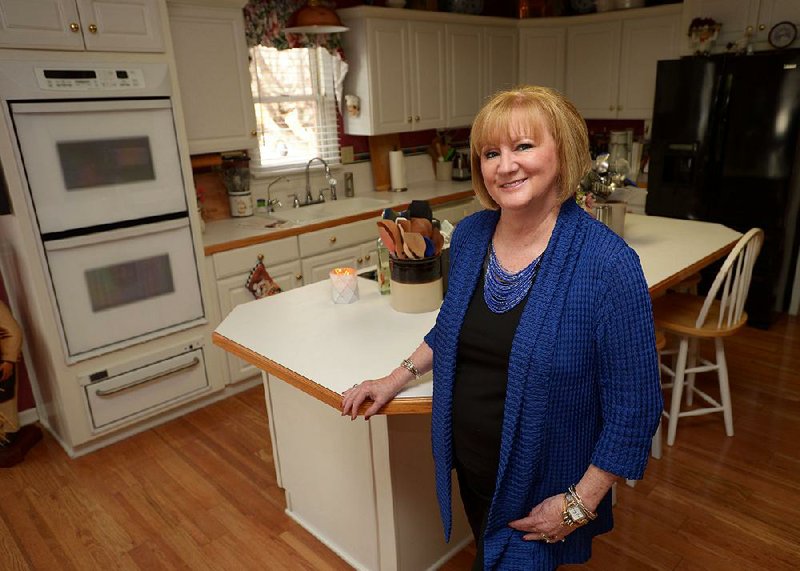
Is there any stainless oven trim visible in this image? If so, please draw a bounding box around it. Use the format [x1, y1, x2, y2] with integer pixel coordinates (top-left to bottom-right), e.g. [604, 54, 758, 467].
[43, 217, 190, 250]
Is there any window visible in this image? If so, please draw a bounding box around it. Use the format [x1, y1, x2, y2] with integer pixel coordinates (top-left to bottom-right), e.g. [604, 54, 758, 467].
[249, 46, 340, 172]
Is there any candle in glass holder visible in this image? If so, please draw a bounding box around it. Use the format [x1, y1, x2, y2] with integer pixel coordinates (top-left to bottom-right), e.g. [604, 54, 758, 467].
[330, 267, 359, 304]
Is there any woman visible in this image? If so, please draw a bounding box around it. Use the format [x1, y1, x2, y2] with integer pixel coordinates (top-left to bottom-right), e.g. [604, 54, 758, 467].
[341, 86, 662, 570]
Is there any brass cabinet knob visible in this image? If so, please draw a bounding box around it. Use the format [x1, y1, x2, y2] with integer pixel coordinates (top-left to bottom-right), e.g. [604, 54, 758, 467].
[250, 129, 257, 136]
[617, 105, 623, 111]
[407, 116, 412, 123]
[88, 24, 98, 34]
[364, 254, 371, 261]
[415, 115, 420, 122]
[70, 22, 80, 33]
[759, 24, 766, 31]
[329, 236, 337, 243]
[609, 105, 614, 111]
[357, 257, 363, 264]
[295, 273, 302, 280]
[746, 25, 754, 33]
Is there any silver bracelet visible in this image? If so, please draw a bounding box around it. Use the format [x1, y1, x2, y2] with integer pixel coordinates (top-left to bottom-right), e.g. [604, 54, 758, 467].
[400, 358, 421, 379]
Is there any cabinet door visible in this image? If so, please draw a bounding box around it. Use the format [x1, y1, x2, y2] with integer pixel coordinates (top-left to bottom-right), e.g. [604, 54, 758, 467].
[301, 245, 364, 284]
[756, 0, 800, 45]
[484, 27, 517, 99]
[408, 21, 447, 131]
[519, 26, 565, 93]
[618, 14, 680, 119]
[433, 198, 480, 226]
[446, 24, 483, 128]
[368, 19, 412, 134]
[75, 0, 163, 52]
[0, 0, 84, 50]
[169, 5, 257, 154]
[566, 21, 622, 119]
[217, 260, 302, 384]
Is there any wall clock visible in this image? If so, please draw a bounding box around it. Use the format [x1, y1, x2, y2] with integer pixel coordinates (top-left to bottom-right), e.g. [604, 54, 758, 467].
[768, 21, 797, 50]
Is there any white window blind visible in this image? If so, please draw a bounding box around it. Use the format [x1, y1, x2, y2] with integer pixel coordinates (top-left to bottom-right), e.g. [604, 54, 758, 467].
[249, 46, 340, 172]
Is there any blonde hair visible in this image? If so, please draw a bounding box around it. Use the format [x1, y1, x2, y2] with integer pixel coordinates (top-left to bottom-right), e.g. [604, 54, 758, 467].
[469, 86, 590, 209]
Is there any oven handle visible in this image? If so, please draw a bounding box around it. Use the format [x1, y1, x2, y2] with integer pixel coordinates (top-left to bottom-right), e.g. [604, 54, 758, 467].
[44, 217, 190, 251]
[10, 98, 172, 115]
[95, 356, 201, 397]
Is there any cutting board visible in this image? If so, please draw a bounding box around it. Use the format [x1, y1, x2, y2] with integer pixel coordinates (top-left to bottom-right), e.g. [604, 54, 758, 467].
[368, 134, 401, 191]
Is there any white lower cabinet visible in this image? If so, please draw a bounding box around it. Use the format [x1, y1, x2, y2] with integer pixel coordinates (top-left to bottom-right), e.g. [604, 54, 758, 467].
[433, 197, 481, 226]
[212, 237, 301, 385]
[301, 245, 365, 285]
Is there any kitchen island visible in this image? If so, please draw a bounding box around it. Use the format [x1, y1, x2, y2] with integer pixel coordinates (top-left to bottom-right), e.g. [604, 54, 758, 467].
[213, 213, 742, 570]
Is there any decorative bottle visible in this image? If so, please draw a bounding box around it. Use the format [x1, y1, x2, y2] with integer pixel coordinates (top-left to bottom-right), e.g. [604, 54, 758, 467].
[376, 238, 391, 295]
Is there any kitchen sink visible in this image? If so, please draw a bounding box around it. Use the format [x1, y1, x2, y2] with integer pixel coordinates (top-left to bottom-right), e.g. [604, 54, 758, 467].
[270, 197, 392, 224]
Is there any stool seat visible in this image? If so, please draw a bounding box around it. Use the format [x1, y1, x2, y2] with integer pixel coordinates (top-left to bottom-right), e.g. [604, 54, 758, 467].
[654, 293, 748, 338]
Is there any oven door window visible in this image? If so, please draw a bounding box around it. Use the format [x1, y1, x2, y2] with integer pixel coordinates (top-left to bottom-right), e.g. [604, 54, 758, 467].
[86, 254, 175, 312]
[59, 137, 156, 190]
[44, 219, 204, 360]
[10, 99, 187, 234]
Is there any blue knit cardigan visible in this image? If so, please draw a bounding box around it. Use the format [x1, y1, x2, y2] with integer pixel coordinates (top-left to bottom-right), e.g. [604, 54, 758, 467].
[424, 199, 663, 570]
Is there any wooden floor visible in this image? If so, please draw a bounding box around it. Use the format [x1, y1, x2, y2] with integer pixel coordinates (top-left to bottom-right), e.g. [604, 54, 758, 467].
[1, 314, 798, 570]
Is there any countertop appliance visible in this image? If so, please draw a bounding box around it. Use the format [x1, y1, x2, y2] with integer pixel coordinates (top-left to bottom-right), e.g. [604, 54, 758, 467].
[451, 148, 471, 181]
[646, 49, 800, 328]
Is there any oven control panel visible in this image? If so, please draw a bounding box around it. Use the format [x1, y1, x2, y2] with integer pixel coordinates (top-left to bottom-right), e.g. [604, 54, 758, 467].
[35, 67, 146, 91]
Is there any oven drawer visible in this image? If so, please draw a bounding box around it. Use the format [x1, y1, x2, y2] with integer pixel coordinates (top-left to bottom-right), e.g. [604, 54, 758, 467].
[84, 347, 209, 430]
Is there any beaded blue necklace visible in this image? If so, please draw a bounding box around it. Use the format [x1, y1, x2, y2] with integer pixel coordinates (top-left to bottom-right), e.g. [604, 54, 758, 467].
[483, 243, 543, 314]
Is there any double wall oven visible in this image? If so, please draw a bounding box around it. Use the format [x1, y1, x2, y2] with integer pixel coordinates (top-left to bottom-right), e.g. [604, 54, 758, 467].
[3, 61, 204, 361]
[0, 58, 211, 450]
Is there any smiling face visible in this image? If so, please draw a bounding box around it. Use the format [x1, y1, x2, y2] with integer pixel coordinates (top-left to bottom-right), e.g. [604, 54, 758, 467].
[469, 87, 591, 211]
[478, 112, 560, 213]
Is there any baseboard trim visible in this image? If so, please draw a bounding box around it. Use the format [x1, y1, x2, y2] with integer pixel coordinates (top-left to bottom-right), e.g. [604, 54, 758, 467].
[19, 408, 39, 427]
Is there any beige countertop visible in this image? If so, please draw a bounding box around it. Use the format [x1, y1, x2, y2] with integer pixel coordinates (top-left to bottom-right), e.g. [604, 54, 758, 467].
[202, 179, 475, 255]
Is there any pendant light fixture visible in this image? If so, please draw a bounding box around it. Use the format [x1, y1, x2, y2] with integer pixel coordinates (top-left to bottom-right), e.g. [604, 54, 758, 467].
[283, 0, 349, 34]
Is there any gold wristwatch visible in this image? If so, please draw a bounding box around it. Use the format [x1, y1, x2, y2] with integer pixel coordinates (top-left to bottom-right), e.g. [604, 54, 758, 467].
[561, 485, 597, 528]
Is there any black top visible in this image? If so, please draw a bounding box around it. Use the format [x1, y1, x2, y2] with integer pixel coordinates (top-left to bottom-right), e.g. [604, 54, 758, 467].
[452, 267, 529, 500]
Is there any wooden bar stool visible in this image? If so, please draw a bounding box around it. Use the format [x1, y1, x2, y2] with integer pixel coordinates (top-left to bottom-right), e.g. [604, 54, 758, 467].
[654, 229, 764, 446]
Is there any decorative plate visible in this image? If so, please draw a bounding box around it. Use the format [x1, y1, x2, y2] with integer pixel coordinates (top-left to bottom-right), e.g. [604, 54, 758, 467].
[768, 21, 797, 50]
[570, 0, 595, 14]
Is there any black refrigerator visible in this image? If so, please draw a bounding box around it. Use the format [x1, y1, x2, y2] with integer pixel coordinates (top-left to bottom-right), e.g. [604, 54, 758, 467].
[646, 49, 800, 328]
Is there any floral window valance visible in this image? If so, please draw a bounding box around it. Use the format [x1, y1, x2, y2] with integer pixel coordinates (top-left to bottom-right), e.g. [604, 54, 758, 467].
[243, 0, 344, 55]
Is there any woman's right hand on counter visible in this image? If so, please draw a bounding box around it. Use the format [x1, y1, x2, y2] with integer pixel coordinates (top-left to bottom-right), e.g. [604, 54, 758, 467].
[341, 374, 406, 420]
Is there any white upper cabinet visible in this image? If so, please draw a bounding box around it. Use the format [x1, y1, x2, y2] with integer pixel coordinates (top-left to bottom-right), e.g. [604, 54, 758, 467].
[518, 25, 566, 93]
[168, 3, 257, 154]
[682, 0, 800, 53]
[341, 15, 446, 135]
[0, 0, 164, 51]
[446, 23, 483, 128]
[484, 26, 518, 98]
[566, 9, 680, 119]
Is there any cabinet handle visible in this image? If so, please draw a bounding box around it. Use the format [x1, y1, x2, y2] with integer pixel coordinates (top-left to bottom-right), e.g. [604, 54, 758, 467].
[357, 257, 363, 264]
[415, 115, 420, 122]
[88, 23, 98, 34]
[70, 22, 80, 33]
[609, 105, 614, 111]
[746, 25, 754, 33]
[95, 357, 200, 397]
[329, 236, 337, 243]
[364, 254, 371, 261]
[407, 116, 412, 123]
[759, 24, 766, 31]
[617, 105, 623, 111]
[250, 130, 257, 137]
[295, 273, 302, 280]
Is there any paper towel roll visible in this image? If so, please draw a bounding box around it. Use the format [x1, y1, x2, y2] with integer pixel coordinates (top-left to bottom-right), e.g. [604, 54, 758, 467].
[389, 150, 407, 191]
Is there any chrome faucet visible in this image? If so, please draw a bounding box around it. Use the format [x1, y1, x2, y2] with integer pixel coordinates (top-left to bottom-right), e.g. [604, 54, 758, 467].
[304, 157, 337, 206]
[266, 175, 286, 213]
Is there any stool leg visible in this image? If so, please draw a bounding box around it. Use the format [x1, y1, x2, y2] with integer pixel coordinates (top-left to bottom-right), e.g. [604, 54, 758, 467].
[667, 337, 689, 446]
[685, 337, 698, 406]
[715, 337, 734, 437]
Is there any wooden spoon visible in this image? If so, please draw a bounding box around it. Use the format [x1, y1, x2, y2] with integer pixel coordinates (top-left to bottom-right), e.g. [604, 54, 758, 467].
[377, 224, 396, 256]
[396, 217, 411, 234]
[410, 217, 433, 237]
[380, 219, 403, 259]
[403, 231, 427, 259]
[431, 227, 444, 255]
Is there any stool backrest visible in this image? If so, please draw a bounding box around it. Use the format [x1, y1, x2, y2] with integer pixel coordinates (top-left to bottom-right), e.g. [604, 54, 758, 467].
[696, 228, 764, 329]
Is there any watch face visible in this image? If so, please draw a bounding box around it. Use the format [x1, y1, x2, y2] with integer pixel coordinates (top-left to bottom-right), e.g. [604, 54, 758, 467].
[769, 21, 797, 50]
[567, 504, 585, 521]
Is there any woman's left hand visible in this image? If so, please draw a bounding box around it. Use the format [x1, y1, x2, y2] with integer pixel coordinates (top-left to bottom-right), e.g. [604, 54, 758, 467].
[508, 494, 571, 543]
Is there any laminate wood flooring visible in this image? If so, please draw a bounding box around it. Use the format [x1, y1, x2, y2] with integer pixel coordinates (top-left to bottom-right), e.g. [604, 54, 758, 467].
[1, 315, 798, 570]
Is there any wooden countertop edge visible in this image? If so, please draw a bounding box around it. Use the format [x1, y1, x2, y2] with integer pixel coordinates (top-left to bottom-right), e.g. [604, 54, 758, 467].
[647, 238, 738, 298]
[212, 332, 433, 415]
[203, 190, 475, 256]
